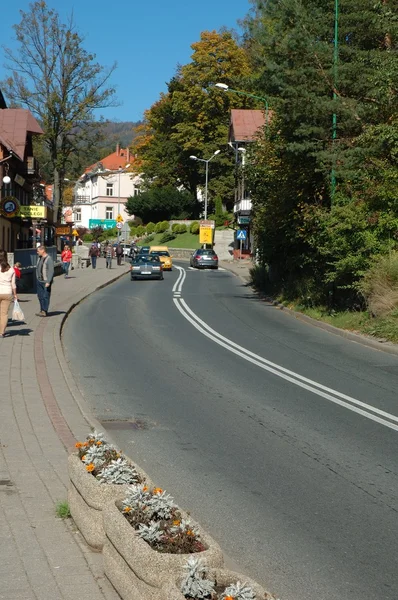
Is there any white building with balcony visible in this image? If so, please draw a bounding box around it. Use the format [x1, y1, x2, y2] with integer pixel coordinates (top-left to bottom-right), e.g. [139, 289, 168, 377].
[72, 145, 142, 230]
[229, 110, 266, 256]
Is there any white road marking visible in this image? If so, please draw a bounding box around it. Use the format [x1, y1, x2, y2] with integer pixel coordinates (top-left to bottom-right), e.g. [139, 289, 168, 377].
[173, 266, 398, 432]
[188, 266, 226, 271]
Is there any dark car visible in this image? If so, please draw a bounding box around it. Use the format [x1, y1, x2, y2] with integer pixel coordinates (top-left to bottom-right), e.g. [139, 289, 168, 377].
[190, 249, 219, 269]
[138, 246, 150, 255]
[130, 254, 164, 280]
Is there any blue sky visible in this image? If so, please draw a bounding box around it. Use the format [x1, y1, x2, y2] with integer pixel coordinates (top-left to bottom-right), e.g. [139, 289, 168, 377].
[0, 0, 251, 123]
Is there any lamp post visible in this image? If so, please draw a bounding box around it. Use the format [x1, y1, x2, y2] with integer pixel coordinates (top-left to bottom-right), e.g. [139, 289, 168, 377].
[117, 164, 130, 242]
[331, 0, 339, 203]
[189, 150, 221, 220]
[215, 83, 270, 127]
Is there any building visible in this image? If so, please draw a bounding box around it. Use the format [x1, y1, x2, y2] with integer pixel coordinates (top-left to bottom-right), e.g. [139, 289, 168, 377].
[0, 93, 46, 251]
[71, 145, 142, 230]
[229, 109, 266, 257]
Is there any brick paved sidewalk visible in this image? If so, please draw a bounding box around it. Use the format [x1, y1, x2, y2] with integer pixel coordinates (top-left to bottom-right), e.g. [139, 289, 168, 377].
[0, 257, 130, 600]
[220, 260, 252, 283]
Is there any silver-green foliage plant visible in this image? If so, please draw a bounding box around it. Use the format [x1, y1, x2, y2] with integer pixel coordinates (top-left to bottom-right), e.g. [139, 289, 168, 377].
[181, 557, 215, 599]
[138, 521, 163, 544]
[222, 581, 256, 600]
[82, 443, 110, 468]
[147, 490, 176, 519]
[97, 458, 140, 485]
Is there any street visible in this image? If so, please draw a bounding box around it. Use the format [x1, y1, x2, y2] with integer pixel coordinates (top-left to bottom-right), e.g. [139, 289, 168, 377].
[63, 263, 398, 600]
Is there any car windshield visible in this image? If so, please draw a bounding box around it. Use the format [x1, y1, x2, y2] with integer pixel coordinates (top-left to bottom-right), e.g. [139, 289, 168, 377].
[134, 255, 159, 264]
[139, 247, 150, 253]
[197, 250, 215, 255]
[151, 251, 170, 257]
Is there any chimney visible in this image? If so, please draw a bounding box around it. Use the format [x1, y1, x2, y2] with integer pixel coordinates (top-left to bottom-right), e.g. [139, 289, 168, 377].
[116, 143, 120, 156]
[126, 148, 130, 162]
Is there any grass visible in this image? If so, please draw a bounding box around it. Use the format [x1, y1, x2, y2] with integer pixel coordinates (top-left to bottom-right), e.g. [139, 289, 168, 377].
[55, 500, 71, 519]
[287, 303, 398, 344]
[138, 232, 200, 249]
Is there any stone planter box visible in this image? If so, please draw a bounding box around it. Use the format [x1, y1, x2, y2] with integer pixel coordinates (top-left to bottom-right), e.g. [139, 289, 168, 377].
[103, 499, 224, 600]
[162, 567, 274, 600]
[68, 453, 152, 550]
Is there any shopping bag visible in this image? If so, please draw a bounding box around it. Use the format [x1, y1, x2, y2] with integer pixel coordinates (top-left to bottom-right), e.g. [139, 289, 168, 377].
[12, 300, 25, 322]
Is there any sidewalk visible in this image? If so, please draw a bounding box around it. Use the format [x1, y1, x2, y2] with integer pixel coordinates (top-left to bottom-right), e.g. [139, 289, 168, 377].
[0, 258, 130, 600]
[220, 259, 252, 283]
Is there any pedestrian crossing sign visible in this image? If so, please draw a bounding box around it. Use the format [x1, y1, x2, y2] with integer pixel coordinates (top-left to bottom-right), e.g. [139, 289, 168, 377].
[116, 214, 123, 223]
[236, 229, 247, 241]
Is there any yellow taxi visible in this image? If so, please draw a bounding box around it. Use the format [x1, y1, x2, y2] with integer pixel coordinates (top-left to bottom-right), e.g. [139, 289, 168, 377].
[149, 246, 173, 271]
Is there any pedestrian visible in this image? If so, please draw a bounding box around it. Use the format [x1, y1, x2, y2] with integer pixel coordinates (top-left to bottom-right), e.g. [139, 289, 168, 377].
[89, 243, 99, 269]
[105, 243, 115, 269]
[14, 262, 22, 293]
[61, 245, 72, 278]
[0, 255, 18, 338]
[36, 245, 54, 317]
[116, 242, 123, 266]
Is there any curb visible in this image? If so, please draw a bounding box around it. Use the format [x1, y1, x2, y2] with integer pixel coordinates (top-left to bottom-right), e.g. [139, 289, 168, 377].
[55, 268, 130, 444]
[221, 263, 398, 357]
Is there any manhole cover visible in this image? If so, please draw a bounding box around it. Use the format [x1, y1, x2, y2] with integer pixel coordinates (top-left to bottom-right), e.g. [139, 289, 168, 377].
[100, 420, 148, 431]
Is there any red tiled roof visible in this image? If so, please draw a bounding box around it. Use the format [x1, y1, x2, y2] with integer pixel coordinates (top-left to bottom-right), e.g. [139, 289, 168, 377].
[85, 147, 132, 173]
[229, 109, 267, 143]
[0, 108, 43, 161]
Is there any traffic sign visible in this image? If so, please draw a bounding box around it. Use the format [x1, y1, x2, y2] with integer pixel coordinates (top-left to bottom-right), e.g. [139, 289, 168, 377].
[236, 229, 247, 241]
[116, 214, 124, 223]
[116, 222, 123, 230]
[72, 229, 78, 236]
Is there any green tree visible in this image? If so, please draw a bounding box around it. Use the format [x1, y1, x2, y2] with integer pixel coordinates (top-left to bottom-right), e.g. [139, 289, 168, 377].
[1, 1, 117, 220]
[125, 187, 196, 223]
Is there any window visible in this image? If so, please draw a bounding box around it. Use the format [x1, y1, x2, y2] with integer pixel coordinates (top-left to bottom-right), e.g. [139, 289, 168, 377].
[105, 206, 113, 220]
[133, 187, 140, 196]
[106, 183, 114, 196]
[74, 208, 82, 222]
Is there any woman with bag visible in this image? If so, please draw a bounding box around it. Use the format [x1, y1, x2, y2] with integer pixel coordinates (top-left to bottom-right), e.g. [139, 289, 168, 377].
[0, 256, 18, 338]
[61, 244, 72, 278]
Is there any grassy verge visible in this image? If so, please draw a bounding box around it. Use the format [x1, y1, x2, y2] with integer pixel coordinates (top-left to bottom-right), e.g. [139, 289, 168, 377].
[138, 232, 199, 249]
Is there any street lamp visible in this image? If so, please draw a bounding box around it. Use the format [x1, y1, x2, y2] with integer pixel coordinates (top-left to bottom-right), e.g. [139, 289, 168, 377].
[117, 164, 130, 242]
[215, 83, 270, 127]
[331, 0, 339, 203]
[189, 150, 220, 220]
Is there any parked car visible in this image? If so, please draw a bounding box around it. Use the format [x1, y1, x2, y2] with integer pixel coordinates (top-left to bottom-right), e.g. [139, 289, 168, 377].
[149, 246, 173, 271]
[130, 254, 164, 280]
[190, 248, 219, 269]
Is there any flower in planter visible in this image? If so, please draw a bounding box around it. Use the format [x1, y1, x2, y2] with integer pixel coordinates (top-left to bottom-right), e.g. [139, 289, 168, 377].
[181, 556, 215, 599]
[96, 457, 142, 485]
[120, 485, 206, 554]
[222, 582, 256, 600]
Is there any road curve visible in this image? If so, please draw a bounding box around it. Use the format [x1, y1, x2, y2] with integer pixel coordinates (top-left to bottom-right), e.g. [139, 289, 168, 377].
[62, 263, 398, 600]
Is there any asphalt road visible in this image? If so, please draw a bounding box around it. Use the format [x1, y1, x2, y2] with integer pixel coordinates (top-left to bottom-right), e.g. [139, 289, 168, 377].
[63, 262, 398, 600]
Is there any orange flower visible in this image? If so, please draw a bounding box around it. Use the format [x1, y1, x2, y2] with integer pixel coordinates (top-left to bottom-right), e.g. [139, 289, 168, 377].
[225, 596, 234, 600]
[143, 486, 148, 492]
[86, 463, 95, 472]
[153, 487, 163, 495]
[187, 530, 194, 537]
[75, 442, 83, 448]
[81, 455, 87, 461]
[83, 441, 89, 447]
[96, 441, 102, 446]
[123, 506, 132, 513]
[173, 520, 180, 526]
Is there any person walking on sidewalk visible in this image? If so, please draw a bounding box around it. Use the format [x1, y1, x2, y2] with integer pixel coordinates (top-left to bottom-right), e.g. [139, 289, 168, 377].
[89, 243, 99, 269]
[116, 242, 123, 266]
[36, 245, 54, 317]
[61, 245, 72, 278]
[105, 243, 115, 269]
[0, 256, 18, 338]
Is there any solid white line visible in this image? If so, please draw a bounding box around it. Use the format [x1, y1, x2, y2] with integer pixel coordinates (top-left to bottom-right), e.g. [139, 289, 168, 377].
[172, 269, 398, 433]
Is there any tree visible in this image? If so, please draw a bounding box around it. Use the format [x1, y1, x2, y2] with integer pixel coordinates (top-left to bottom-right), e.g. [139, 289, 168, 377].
[1, 1, 117, 220]
[132, 30, 254, 208]
[91, 226, 104, 241]
[125, 187, 196, 223]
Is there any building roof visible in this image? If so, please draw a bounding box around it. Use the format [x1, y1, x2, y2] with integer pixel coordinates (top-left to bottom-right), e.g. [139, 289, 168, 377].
[229, 109, 267, 143]
[85, 146, 132, 173]
[0, 108, 43, 160]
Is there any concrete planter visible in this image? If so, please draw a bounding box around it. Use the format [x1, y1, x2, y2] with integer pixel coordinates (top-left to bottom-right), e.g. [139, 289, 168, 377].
[68, 453, 152, 550]
[103, 499, 224, 600]
[162, 567, 273, 600]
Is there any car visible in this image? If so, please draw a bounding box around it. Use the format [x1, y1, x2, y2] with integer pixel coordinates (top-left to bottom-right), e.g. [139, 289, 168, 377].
[190, 248, 219, 269]
[149, 246, 173, 271]
[138, 246, 150, 255]
[130, 254, 164, 280]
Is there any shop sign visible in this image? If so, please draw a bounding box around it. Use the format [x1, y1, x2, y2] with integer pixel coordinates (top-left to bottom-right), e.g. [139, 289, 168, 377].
[56, 226, 71, 235]
[0, 196, 20, 218]
[19, 205, 47, 218]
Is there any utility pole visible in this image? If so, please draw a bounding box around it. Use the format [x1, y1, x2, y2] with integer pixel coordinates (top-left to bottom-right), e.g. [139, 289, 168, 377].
[331, 0, 339, 204]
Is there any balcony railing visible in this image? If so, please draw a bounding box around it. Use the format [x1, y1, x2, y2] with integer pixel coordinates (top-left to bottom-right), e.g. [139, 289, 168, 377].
[73, 195, 91, 205]
[234, 198, 252, 213]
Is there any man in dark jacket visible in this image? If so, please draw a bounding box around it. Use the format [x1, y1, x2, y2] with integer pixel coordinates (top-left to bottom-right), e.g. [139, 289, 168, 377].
[89, 243, 99, 269]
[36, 245, 54, 316]
[116, 243, 123, 266]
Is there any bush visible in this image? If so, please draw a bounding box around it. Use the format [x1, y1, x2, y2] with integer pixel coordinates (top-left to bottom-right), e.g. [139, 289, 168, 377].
[146, 222, 155, 234]
[83, 233, 93, 242]
[360, 251, 398, 317]
[159, 231, 176, 244]
[249, 264, 270, 293]
[190, 221, 199, 234]
[129, 217, 143, 227]
[136, 225, 146, 237]
[177, 223, 187, 234]
[155, 222, 162, 233]
[160, 220, 169, 232]
[130, 226, 137, 237]
[171, 223, 180, 233]
[143, 234, 155, 243]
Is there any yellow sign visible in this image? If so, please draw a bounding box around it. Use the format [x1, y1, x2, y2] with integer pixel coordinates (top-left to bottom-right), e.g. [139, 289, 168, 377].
[19, 205, 47, 218]
[199, 227, 213, 245]
[56, 226, 71, 235]
[116, 214, 124, 223]
[72, 229, 78, 236]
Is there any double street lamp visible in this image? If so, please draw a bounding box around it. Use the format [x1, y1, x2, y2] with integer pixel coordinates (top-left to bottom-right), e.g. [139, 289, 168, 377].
[189, 150, 220, 220]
